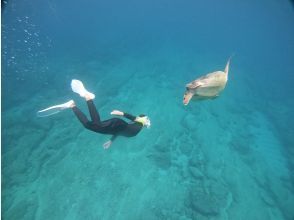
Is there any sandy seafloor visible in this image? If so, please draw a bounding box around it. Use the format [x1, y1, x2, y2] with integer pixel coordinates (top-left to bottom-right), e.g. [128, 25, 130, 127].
[2, 0, 294, 219]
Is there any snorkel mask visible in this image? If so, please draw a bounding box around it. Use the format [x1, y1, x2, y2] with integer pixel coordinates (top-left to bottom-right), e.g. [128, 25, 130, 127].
[135, 115, 151, 128]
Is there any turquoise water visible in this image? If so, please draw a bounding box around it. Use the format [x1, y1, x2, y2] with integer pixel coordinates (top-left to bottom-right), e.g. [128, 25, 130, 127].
[2, 0, 294, 219]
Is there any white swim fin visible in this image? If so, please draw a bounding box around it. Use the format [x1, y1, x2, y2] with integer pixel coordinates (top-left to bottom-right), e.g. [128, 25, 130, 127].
[37, 100, 74, 117]
[71, 79, 95, 99]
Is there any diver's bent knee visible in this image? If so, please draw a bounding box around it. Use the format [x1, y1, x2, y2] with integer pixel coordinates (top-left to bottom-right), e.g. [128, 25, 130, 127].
[85, 122, 100, 131]
[84, 122, 92, 130]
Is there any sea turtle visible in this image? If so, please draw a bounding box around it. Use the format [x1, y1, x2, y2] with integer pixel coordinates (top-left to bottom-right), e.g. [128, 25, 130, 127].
[183, 57, 231, 105]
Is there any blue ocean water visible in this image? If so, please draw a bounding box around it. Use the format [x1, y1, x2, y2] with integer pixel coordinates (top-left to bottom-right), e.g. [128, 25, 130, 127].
[2, 0, 294, 219]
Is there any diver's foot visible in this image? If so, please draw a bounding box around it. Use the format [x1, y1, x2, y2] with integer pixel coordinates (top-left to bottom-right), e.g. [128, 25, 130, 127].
[60, 100, 75, 109]
[37, 100, 75, 117]
[71, 79, 95, 100]
[85, 92, 95, 101]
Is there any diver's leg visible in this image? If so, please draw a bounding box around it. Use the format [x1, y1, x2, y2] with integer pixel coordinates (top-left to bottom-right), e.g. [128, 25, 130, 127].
[86, 100, 101, 123]
[72, 79, 100, 123]
[72, 105, 90, 129]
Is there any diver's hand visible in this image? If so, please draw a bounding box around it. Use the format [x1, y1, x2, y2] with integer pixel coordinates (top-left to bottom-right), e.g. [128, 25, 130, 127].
[111, 110, 124, 116]
[103, 140, 112, 149]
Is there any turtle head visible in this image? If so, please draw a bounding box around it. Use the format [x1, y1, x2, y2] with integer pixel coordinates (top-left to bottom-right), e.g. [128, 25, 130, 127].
[183, 87, 194, 106]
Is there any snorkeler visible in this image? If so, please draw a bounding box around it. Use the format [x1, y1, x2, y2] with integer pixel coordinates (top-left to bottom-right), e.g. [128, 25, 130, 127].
[37, 79, 151, 149]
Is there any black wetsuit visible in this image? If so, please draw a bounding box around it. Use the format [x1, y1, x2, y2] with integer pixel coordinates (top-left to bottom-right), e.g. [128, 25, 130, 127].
[72, 100, 143, 141]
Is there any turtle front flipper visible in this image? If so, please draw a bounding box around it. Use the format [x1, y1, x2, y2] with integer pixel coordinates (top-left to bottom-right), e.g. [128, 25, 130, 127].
[195, 85, 225, 97]
[186, 81, 203, 89]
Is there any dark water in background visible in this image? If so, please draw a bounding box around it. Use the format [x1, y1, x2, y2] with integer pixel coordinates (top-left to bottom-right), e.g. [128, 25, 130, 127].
[3, 0, 294, 107]
[2, 0, 294, 219]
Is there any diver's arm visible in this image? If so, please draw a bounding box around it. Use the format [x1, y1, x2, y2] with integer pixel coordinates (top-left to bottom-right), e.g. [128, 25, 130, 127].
[111, 110, 124, 116]
[110, 135, 117, 142]
[103, 135, 117, 149]
[122, 113, 136, 121]
[111, 110, 136, 121]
